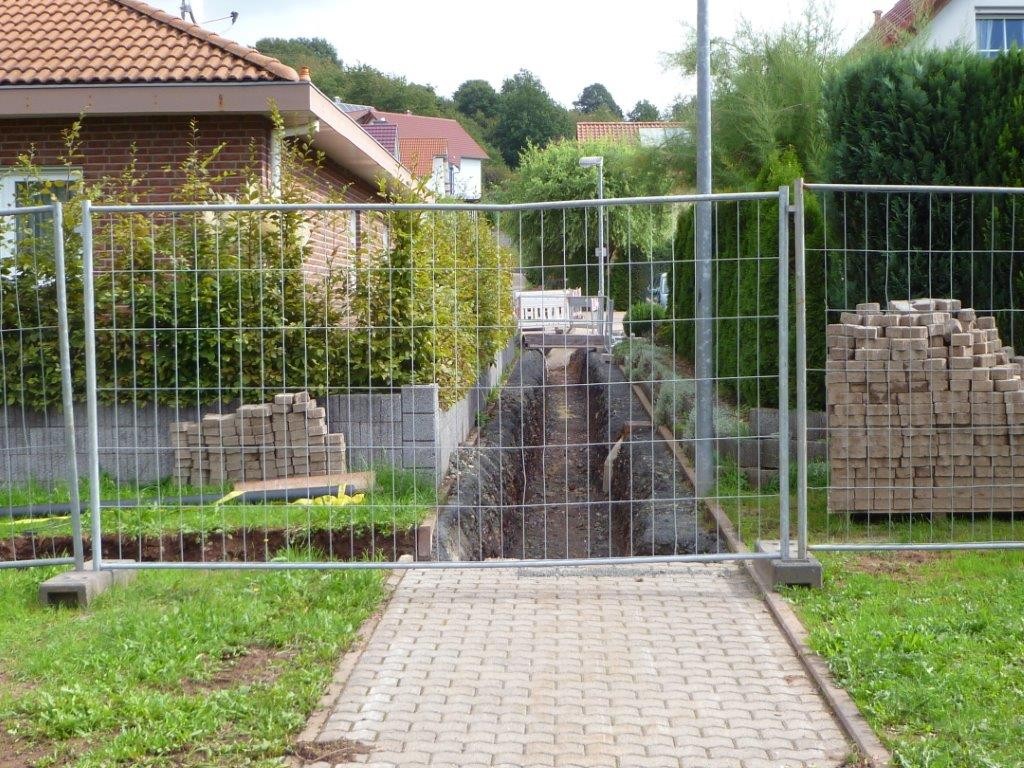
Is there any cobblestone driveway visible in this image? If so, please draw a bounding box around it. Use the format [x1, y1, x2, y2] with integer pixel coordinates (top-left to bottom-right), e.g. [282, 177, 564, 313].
[308, 563, 850, 768]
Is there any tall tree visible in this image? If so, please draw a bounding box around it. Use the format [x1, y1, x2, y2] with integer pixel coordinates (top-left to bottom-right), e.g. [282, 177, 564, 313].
[573, 83, 623, 118]
[256, 37, 447, 116]
[666, 3, 840, 186]
[454, 79, 500, 125]
[627, 100, 661, 122]
[492, 71, 573, 167]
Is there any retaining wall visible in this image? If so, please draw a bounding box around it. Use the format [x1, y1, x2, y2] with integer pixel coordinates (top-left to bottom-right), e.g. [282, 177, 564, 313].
[0, 340, 517, 488]
[715, 408, 828, 489]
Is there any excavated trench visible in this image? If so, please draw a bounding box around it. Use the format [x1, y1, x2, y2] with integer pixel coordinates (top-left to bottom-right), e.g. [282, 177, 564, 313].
[434, 346, 716, 561]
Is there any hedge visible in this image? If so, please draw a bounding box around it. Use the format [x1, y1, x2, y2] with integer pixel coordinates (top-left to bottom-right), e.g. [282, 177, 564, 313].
[824, 48, 1024, 347]
[0, 120, 514, 412]
[672, 149, 826, 409]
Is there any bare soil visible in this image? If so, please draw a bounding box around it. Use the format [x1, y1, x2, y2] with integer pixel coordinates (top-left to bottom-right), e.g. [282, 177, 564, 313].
[290, 738, 371, 762]
[179, 644, 296, 696]
[0, 527, 416, 564]
[501, 349, 624, 559]
[846, 550, 948, 580]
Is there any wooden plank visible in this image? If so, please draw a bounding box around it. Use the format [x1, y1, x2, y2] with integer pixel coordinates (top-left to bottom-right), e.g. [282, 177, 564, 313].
[232, 471, 375, 494]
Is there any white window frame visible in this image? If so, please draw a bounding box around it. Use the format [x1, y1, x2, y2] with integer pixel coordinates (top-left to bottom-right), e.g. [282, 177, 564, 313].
[976, 11, 1024, 58]
[0, 167, 82, 259]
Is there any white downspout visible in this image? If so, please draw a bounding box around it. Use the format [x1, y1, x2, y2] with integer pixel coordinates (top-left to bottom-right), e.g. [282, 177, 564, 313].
[270, 121, 320, 195]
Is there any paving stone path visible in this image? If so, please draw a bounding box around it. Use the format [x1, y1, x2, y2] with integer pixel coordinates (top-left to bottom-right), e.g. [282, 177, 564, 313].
[307, 563, 851, 768]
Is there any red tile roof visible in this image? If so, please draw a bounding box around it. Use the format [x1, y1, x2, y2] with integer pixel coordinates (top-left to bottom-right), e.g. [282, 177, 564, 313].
[363, 122, 399, 159]
[0, 0, 298, 85]
[873, 0, 951, 46]
[400, 138, 449, 178]
[351, 110, 488, 164]
[576, 121, 685, 142]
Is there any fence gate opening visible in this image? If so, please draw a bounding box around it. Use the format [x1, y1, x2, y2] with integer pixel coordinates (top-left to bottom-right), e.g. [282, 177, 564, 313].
[2, 190, 797, 572]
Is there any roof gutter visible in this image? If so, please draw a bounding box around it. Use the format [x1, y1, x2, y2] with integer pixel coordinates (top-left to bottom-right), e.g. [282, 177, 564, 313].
[0, 80, 416, 192]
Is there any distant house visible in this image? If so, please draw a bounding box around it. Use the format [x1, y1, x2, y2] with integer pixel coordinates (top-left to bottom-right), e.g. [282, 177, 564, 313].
[871, 0, 1024, 55]
[342, 107, 489, 200]
[576, 122, 687, 147]
[0, 0, 414, 272]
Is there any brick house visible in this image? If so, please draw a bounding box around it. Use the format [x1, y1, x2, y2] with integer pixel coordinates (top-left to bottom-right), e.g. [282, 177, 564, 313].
[870, 0, 1024, 54]
[0, 0, 415, 272]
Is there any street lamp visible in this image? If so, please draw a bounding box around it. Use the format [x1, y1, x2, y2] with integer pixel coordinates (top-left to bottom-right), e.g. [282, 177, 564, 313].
[579, 156, 607, 345]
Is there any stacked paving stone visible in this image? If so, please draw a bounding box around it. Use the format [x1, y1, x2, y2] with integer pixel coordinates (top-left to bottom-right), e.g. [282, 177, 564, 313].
[170, 391, 346, 486]
[827, 298, 1024, 514]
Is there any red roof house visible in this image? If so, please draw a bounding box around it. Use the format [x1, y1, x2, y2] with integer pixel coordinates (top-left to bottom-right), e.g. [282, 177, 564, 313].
[576, 121, 687, 146]
[346, 108, 489, 200]
[0, 0, 415, 274]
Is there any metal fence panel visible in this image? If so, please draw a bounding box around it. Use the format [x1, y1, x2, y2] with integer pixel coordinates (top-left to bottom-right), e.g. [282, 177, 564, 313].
[803, 182, 1024, 552]
[0, 202, 82, 570]
[1, 191, 795, 571]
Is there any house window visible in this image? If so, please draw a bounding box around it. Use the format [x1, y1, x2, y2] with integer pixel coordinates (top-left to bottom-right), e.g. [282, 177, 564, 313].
[0, 169, 80, 256]
[977, 14, 1024, 58]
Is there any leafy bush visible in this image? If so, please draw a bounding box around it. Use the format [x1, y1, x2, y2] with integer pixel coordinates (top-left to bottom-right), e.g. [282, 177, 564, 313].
[625, 341, 661, 384]
[653, 378, 695, 430]
[0, 117, 514, 411]
[624, 301, 667, 337]
[496, 138, 672, 293]
[349, 203, 515, 408]
[680, 405, 751, 439]
[673, 148, 827, 409]
[824, 48, 1024, 344]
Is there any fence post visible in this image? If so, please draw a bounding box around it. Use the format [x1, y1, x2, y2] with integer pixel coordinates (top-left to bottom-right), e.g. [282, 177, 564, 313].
[794, 179, 809, 560]
[778, 185, 791, 560]
[52, 202, 84, 571]
[80, 200, 103, 572]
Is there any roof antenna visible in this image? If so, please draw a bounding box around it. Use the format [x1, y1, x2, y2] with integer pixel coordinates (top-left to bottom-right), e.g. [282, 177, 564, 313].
[179, 2, 197, 24]
[203, 11, 240, 28]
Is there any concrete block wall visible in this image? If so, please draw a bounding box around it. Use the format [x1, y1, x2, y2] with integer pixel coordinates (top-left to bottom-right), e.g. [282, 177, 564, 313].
[715, 408, 828, 490]
[0, 401, 203, 489]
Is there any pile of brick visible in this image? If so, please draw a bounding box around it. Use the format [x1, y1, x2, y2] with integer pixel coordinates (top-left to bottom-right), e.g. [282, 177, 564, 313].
[170, 391, 346, 486]
[827, 298, 1024, 513]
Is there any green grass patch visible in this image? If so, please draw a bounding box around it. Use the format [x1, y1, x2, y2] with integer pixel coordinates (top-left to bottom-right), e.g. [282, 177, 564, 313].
[1, 467, 436, 540]
[0, 556, 385, 766]
[713, 472, 1024, 550]
[784, 551, 1024, 767]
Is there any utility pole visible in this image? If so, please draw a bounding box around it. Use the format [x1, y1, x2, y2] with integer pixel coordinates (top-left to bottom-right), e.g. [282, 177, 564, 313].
[694, 0, 714, 497]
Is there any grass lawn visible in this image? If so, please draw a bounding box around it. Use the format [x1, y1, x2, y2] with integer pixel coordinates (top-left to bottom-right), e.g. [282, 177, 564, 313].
[712, 462, 1024, 549]
[0, 557, 385, 767]
[783, 550, 1024, 768]
[0, 467, 435, 541]
[712, 467, 1024, 766]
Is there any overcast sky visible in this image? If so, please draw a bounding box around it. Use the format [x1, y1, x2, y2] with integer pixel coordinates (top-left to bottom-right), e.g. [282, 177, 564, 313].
[156, 0, 888, 112]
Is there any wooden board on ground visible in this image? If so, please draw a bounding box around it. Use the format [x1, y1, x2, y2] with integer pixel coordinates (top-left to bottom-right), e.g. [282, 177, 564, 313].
[232, 472, 375, 494]
[522, 333, 606, 350]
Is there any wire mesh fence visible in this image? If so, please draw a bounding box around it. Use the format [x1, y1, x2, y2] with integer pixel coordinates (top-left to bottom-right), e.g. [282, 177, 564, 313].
[0, 191, 798, 570]
[0, 203, 83, 569]
[805, 183, 1024, 551]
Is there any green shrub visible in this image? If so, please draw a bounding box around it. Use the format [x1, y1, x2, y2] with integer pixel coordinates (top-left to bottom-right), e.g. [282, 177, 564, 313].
[626, 345, 657, 383]
[680, 405, 751, 439]
[673, 148, 827, 410]
[624, 301, 667, 337]
[653, 378, 695, 429]
[0, 117, 515, 411]
[824, 48, 1024, 345]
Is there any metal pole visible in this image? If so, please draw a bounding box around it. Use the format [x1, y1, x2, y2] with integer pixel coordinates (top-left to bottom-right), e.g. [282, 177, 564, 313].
[694, 0, 714, 496]
[597, 162, 607, 348]
[81, 200, 103, 572]
[51, 202, 84, 571]
[794, 179, 809, 560]
[777, 185, 791, 560]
